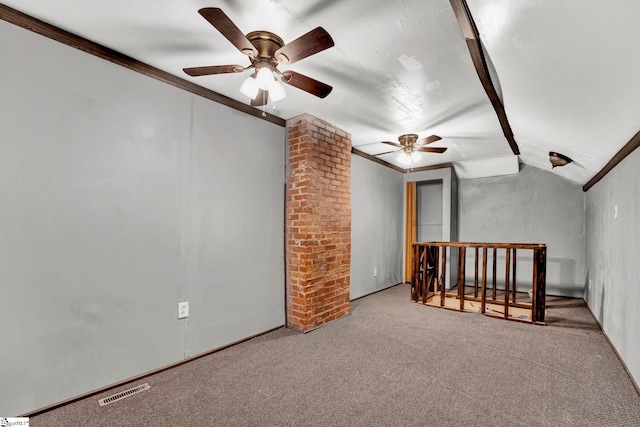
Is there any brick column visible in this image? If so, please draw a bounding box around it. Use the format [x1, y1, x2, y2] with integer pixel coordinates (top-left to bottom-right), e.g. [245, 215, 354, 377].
[286, 114, 351, 332]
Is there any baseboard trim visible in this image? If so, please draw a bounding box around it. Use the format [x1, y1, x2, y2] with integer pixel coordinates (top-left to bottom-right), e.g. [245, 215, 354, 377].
[20, 324, 285, 417]
[289, 311, 353, 334]
[584, 301, 640, 397]
[350, 282, 404, 302]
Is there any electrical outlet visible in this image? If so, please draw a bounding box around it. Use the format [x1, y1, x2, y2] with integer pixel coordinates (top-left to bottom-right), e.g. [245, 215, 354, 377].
[373, 268, 378, 277]
[614, 204, 618, 220]
[178, 302, 189, 319]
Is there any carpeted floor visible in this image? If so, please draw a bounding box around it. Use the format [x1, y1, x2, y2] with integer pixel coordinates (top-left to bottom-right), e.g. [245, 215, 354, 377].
[31, 284, 640, 426]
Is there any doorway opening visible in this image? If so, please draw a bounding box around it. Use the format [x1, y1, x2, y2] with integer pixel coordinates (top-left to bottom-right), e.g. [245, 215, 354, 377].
[405, 179, 444, 282]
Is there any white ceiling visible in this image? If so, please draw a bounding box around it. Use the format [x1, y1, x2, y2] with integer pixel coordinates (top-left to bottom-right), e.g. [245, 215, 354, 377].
[4, 0, 640, 184]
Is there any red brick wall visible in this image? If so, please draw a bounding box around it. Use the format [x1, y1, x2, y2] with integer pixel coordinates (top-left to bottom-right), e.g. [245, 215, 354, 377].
[286, 114, 351, 332]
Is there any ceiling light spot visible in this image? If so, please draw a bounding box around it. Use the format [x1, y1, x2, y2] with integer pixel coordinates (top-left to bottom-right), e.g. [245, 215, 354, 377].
[425, 80, 443, 94]
[398, 54, 423, 71]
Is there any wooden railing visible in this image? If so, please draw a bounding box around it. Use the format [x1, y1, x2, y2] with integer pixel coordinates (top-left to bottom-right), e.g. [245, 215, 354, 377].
[411, 242, 547, 324]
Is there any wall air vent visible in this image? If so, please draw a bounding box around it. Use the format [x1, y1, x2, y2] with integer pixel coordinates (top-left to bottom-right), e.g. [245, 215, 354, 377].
[98, 383, 151, 406]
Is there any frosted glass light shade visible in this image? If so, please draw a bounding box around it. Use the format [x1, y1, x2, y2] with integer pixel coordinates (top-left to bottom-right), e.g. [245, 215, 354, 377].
[256, 67, 275, 90]
[398, 151, 421, 165]
[269, 80, 286, 102]
[240, 76, 259, 99]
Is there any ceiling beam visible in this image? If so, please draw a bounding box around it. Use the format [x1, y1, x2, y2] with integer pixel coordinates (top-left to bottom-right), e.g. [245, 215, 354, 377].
[403, 163, 454, 174]
[449, 0, 520, 155]
[0, 4, 285, 127]
[351, 148, 405, 173]
[582, 130, 640, 191]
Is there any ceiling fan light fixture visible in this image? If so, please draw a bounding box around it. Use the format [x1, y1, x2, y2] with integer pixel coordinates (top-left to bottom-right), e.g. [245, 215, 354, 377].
[256, 66, 275, 90]
[398, 154, 411, 165]
[184, 9, 334, 105]
[269, 79, 286, 102]
[240, 76, 259, 99]
[398, 151, 420, 165]
[549, 151, 573, 168]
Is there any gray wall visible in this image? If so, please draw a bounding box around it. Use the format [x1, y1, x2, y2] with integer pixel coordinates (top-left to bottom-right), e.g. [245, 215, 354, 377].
[458, 165, 586, 296]
[585, 149, 640, 385]
[350, 156, 404, 299]
[0, 21, 285, 415]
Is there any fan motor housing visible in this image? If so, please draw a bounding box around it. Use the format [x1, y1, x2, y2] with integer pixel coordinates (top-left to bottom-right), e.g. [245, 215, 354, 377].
[398, 133, 419, 147]
[246, 31, 285, 60]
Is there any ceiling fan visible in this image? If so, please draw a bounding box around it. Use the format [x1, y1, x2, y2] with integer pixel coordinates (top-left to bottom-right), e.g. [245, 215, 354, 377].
[375, 133, 447, 165]
[183, 8, 334, 106]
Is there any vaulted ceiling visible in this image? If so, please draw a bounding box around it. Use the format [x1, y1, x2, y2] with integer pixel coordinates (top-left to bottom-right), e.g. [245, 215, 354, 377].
[3, 0, 640, 185]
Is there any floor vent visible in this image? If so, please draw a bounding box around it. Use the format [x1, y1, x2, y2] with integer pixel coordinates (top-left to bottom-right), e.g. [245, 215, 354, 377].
[98, 383, 151, 407]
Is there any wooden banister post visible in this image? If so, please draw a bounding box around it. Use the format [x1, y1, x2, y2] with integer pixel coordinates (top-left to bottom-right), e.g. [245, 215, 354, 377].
[511, 248, 517, 303]
[433, 245, 440, 297]
[474, 247, 479, 298]
[532, 246, 547, 323]
[481, 247, 487, 315]
[411, 244, 419, 302]
[492, 247, 497, 300]
[458, 246, 466, 311]
[421, 245, 429, 304]
[504, 248, 510, 319]
[440, 246, 447, 307]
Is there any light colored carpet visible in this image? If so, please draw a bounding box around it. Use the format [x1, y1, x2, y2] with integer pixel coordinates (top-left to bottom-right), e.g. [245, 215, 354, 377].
[31, 284, 640, 426]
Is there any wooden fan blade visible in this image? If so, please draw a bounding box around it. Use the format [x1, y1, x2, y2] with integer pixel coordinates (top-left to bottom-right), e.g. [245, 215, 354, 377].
[281, 71, 332, 98]
[250, 89, 269, 106]
[417, 146, 447, 153]
[275, 27, 334, 65]
[417, 135, 442, 145]
[374, 149, 401, 156]
[381, 141, 402, 148]
[183, 65, 244, 77]
[198, 8, 258, 56]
